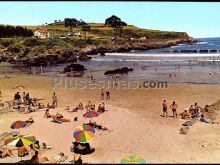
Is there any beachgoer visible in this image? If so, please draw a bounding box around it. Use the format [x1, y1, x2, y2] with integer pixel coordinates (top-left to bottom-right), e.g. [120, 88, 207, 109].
[22, 92, 26, 104]
[101, 88, 105, 100]
[52, 92, 58, 108]
[30, 151, 39, 164]
[106, 91, 110, 100]
[26, 116, 34, 126]
[44, 109, 51, 118]
[162, 100, 168, 117]
[14, 92, 21, 104]
[18, 146, 29, 157]
[200, 114, 211, 123]
[86, 101, 92, 110]
[194, 102, 200, 114]
[0, 149, 13, 158]
[78, 102, 84, 110]
[189, 105, 194, 115]
[170, 101, 178, 118]
[30, 140, 40, 152]
[181, 110, 190, 120]
[56, 112, 63, 119]
[64, 105, 70, 111]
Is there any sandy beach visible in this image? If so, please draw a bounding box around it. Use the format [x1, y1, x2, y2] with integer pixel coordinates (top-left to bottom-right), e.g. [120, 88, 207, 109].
[1, 74, 220, 163]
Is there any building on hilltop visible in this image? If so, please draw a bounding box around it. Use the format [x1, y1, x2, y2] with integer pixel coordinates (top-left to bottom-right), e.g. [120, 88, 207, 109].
[68, 31, 81, 37]
[34, 27, 50, 39]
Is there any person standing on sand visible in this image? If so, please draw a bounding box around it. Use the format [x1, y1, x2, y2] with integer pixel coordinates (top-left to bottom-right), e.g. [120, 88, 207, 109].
[101, 88, 105, 100]
[106, 91, 110, 100]
[162, 100, 168, 117]
[52, 92, 58, 108]
[170, 101, 178, 118]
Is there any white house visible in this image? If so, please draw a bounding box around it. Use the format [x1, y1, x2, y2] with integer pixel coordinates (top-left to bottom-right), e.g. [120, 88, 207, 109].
[68, 31, 81, 37]
[34, 28, 50, 39]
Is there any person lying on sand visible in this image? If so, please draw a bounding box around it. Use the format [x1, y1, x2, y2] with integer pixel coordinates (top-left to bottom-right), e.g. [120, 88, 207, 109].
[0, 148, 13, 158]
[25, 116, 34, 126]
[18, 146, 29, 157]
[199, 114, 219, 124]
[51, 113, 71, 123]
[50, 152, 68, 163]
[181, 110, 191, 120]
[68, 106, 79, 113]
[44, 109, 51, 118]
[86, 121, 109, 131]
[71, 141, 95, 155]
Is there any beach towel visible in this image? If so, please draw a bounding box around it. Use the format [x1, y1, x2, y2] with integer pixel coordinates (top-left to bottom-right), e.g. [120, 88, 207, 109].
[50, 155, 68, 164]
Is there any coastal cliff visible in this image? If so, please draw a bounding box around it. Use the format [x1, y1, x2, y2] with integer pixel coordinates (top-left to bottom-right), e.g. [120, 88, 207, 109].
[0, 23, 196, 66]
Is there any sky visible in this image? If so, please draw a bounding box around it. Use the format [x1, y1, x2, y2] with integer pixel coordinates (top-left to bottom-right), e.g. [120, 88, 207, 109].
[0, 1, 220, 38]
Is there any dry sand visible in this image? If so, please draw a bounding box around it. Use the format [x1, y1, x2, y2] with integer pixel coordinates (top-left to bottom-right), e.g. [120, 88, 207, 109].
[0, 74, 220, 163]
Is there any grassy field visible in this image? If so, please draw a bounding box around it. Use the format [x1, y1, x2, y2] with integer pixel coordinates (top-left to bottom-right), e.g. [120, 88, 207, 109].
[24, 22, 187, 40]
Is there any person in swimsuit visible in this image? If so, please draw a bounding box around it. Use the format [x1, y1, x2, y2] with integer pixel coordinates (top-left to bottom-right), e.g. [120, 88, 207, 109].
[162, 100, 168, 117]
[170, 101, 178, 118]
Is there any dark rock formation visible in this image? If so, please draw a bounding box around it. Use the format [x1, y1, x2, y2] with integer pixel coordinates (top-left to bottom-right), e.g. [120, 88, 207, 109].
[63, 63, 87, 73]
[104, 67, 134, 75]
[78, 54, 92, 61]
[100, 52, 105, 56]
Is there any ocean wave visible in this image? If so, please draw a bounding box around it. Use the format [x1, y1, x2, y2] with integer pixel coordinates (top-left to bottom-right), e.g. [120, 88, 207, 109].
[196, 42, 208, 45]
[105, 53, 220, 57]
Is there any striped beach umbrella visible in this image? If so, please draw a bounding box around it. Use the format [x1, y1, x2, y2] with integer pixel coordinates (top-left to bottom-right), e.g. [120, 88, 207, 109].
[121, 155, 147, 164]
[73, 124, 95, 143]
[11, 121, 27, 129]
[83, 111, 99, 119]
[5, 134, 36, 147]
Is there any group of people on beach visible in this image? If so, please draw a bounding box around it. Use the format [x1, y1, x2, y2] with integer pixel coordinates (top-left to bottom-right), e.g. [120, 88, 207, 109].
[162, 99, 214, 124]
[162, 100, 178, 118]
[101, 88, 110, 100]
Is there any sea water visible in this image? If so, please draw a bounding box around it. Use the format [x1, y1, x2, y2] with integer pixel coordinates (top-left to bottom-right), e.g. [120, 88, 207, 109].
[1, 37, 220, 84]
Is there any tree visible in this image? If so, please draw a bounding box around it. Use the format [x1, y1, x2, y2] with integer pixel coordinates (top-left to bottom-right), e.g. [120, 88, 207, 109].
[105, 15, 127, 39]
[54, 20, 57, 23]
[78, 20, 91, 39]
[81, 23, 91, 39]
[64, 18, 79, 34]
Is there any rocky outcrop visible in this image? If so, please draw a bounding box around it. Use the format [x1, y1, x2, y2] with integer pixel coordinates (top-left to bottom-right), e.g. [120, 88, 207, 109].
[0, 36, 196, 66]
[63, 63, 87, 73]
[104, 67, 134, 75]
[78, 54, 92, 61]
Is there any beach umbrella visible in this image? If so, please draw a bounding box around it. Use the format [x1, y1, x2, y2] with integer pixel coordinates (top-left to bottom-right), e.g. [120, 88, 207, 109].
[5, 134, 36, 160]
[5, 134, 36, 147]
[120, 155, 147, 164]
[83, 111, 99, 119]
[11, 120, 27, 129]
[73, 124, 95, 143]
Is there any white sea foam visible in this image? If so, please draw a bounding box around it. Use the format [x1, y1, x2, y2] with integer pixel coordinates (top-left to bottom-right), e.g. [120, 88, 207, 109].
[105, 53, 220, 57]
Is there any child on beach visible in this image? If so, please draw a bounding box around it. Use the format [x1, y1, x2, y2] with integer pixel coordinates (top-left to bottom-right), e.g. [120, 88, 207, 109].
[170, 101, 178, 118]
